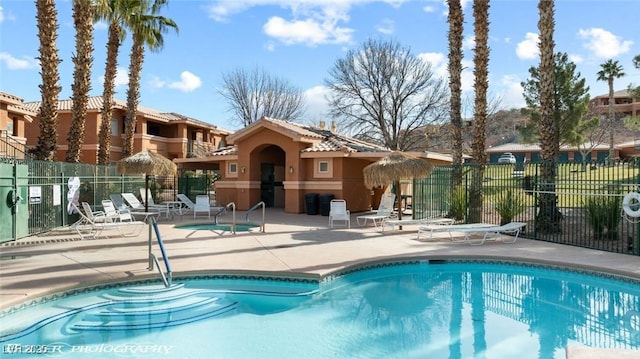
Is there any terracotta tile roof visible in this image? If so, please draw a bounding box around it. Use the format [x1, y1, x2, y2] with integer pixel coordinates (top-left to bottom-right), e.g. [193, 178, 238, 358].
[0, 91, 24, 104]
[206, 145, 237, 156]
[22, 96, 223, 131]
[300, 128, 389, 153]
[220, 117, 389, 156]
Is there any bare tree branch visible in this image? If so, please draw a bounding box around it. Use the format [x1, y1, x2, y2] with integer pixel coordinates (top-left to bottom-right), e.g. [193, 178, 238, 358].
[219, 67, 306, 127]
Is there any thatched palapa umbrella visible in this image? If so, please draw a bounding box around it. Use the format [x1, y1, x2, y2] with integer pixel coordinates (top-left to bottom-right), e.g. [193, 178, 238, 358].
[116, 149, 177, 176]
[363, 151, 433, 226]
[117, 150, 177, 211]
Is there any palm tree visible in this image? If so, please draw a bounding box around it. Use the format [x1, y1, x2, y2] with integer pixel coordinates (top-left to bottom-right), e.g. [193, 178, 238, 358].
[468, 0, 490, 224]
[536, 0, 560, 233]
[95, 0, 135, 165]
[597, 59, 625, 163]
[123, 0, 178, 157]
[31, 0, 61, 161]
[447, 0, 464, 187]
[66, 0, 94, 163]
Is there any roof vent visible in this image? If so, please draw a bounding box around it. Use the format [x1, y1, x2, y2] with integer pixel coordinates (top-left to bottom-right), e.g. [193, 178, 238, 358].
[330, 121, 337, 133]
[319, 120, 325, 129]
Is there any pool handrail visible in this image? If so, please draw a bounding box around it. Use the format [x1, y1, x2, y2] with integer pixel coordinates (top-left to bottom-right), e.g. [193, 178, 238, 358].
[245, 201, 266, 233]
[151, 217, 172, 287]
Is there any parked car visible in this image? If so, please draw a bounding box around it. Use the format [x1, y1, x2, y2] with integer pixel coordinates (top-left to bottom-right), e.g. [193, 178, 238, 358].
[498, 153, 517, 164]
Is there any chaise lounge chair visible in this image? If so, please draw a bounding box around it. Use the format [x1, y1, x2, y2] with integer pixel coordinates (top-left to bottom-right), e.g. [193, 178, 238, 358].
[356, 193, 396, 227]
[418, 222, 527, 245]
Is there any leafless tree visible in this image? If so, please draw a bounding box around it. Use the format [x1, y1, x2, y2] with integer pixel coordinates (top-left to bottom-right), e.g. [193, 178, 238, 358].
[325, 38, 448, 151]
[219, 67, 306, 127]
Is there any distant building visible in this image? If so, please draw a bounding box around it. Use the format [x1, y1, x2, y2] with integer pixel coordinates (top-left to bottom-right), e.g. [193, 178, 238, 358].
[0, 92, 37, 159]
[592, 89, 640, 118]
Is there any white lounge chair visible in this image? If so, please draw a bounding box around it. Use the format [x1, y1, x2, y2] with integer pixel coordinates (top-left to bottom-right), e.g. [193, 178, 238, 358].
[357, 193, 396, 227]
[418, 222, 527, 245]
[194, 195, 211, 219]
[71, 203, 144, 239]
[139, 188, 172, 218]
[81, 202, 117, 223]
[417, 222, 496, 241]
[176, 194, 195, 215]
[381, 217, 454, 233]
[102, 200, 134, 222]
[122, 192, 168, 218]
[329, 199, 350, 228]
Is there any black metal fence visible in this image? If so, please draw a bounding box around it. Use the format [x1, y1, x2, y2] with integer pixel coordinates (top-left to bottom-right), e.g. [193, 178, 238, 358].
[414, 161, 640, 256]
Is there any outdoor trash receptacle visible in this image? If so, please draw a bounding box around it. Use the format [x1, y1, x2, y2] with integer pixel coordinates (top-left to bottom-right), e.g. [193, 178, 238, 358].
[319, 193, 335, 216]
[305, 193, 319, 215]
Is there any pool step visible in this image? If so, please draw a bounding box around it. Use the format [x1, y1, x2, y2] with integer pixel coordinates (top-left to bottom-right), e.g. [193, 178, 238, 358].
[70, 286, 237, 332]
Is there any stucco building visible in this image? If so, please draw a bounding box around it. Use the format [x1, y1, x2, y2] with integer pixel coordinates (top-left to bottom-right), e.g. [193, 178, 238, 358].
[0, 92, 36, 159]
[176, 117, 454, 213]
[22, 96, 229, 164]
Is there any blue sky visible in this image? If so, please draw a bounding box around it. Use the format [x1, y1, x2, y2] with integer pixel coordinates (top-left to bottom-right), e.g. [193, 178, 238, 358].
[1, 0, 639, 131]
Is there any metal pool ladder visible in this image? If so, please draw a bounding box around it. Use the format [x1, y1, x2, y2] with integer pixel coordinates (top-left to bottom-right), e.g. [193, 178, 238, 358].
[150, 217, 172, 287]
[245, 201, 266, 233]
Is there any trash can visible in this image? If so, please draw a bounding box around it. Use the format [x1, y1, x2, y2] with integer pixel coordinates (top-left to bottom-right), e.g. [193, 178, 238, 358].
[319, 193, 335, 216]
[305, 193, 319, 215]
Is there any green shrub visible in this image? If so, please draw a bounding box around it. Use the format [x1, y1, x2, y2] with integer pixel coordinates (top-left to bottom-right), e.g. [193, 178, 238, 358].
[583, 195, 622, 241]
[494, 189, 527, 225]
[447, 186, 467, 221]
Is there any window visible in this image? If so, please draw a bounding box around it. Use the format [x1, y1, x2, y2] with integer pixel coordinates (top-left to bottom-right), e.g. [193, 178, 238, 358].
[110, 119, 118, 136]
[7, 120, 14, 136]
[147, 123, 160, 136]
[314, 159, 332, 178]
[229, 163, 238, 174]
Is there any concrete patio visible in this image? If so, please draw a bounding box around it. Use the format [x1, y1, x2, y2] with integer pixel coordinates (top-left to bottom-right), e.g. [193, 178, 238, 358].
[1, 208, 639, 358]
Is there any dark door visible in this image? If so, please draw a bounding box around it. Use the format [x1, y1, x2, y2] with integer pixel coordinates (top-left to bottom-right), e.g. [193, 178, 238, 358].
[260, 163, 275, 207]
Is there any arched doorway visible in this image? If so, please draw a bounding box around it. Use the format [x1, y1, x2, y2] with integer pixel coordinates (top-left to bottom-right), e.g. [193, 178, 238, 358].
[252, 145, 286, 208]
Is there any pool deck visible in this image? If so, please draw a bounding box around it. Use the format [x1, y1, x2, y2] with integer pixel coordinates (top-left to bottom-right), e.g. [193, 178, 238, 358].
[1, 209, 639, 358]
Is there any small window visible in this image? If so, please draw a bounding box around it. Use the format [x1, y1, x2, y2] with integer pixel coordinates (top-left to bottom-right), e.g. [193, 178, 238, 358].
[318, 161, 329, 173]
[110, 118, 118, 136]
[7, 120, 14, 136]
[229, 163, 238, 173]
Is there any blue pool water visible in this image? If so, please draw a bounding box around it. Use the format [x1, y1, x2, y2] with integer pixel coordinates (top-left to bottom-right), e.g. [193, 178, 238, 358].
[1, 261, 639, 358]
[174, 223, 258, 232]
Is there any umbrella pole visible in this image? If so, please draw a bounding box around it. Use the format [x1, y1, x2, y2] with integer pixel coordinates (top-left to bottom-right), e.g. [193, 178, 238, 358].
[395, 180, 403, 230]
[145, 175, 150, 212]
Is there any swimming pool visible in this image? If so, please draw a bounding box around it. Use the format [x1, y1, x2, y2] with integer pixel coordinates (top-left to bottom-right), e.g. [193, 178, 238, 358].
[1, 260, 639, 358]
[174, 223, 259, 232]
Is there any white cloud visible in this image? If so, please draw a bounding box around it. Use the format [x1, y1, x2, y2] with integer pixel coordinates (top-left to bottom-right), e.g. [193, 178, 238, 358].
[418, 52, 447, 78]
[578, 28, 633, 59]
[304, 85, 331, 120]
[423, 5, 436, 13]
[495, 74, 525, 110]
[209, 1, 419, 46]
[0, 6, 4, 23]
[98, 66, 129, 87]
[569, 54, 583, 64]
[463, 35, 475, 50]
[376, 19, 395, 35]
[0, 52, 38, 70]
[263, 16, 353, 46]
[516, 32, 539, 60]
[167, 71, 202, 92]
[94, 20, 108, 31]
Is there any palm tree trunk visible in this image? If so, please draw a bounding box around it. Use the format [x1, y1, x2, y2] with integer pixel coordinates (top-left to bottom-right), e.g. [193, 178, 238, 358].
[66, 0, 93, 163]
[468, 0, 490, 224]
[97, 22, 121, 165]
[607, 78, 615, 163]
[536, 0, 562, 234]
[448, 0, 464, 188]
[32, 0, 61, 161]
[124, 37, 144, 157]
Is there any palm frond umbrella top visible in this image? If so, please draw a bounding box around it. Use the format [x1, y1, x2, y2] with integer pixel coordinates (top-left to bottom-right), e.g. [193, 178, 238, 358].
[116, 150, 177, 176]
[363, 151, 433, 224]
[363, 152, 433, 188]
